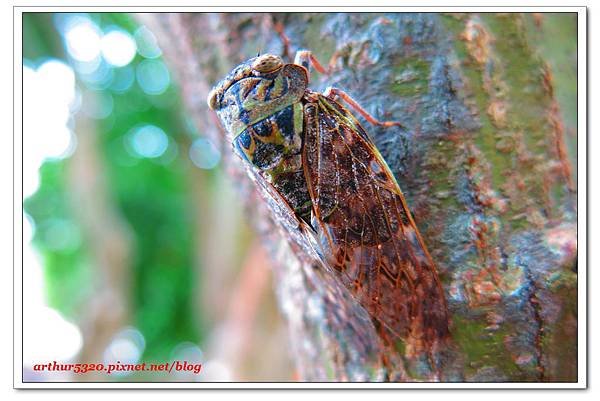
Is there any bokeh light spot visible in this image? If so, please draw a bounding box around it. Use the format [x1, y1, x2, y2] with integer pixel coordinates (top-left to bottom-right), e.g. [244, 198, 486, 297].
[36, 60, 76, 106]
[23, 306, 83, 367]
[135, 26, 162, 59]
[103, 327, 146, 374]
[110, 65, 135, 93]
[201, 360, 232, 382]
[23, 60, 77, 197]
[171, 342, 203, 363]
[64, 18, 102, 62]
[78, 59, 114, 90]
[189, 138, 221, 169]
[42, 219, 82, 252]
[127, 125, 169, 158]
[136, 59, 170, 95]
[101, 28, 137, 67]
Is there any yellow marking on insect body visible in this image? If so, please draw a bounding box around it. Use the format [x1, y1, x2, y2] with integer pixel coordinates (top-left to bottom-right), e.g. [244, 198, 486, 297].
[260, 122, 287, 146]
[270, 74, 285, 99]
[264, 154, 303, 182]
[293, 102, 304, 135]
[256, 80, 270, 101]
[239, 134, 257, 163]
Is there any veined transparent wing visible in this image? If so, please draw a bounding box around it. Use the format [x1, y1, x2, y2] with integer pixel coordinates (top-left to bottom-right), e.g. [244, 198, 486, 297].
[302, 94, 450, 354]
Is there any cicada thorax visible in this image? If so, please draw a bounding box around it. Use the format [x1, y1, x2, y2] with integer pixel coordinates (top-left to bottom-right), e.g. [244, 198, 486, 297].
[215, 62, 313, 222]
[235, 103, 313, 221]
[214, 63, 308, 138]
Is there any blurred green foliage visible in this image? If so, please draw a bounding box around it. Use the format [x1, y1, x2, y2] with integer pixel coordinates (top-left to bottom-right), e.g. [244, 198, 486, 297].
[24, 12, 210, 366]
[25, 161, 92, 318]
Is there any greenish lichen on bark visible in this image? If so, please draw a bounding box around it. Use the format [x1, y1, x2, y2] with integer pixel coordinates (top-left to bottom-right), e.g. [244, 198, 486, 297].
[438, 12, 577, 381]
[140, 12, 577, 382]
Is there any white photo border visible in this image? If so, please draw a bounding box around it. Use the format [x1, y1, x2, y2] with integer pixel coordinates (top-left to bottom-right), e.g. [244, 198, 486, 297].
[12, 4, 587, 390]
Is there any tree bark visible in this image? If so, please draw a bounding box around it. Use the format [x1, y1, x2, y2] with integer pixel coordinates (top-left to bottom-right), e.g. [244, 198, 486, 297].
[138, 12, 577, 382]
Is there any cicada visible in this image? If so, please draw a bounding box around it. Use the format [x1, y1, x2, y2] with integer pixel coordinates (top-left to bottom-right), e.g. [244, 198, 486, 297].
[207, 51, 450, 356]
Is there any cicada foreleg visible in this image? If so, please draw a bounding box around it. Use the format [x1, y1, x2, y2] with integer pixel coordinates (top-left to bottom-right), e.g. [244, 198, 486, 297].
[294, 50, 404, 129]
[323, 87, 405, 128]
[294, 50, 331, 80]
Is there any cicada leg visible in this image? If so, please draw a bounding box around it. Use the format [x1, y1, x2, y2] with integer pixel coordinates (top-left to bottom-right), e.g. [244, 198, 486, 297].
[324, 87, 404, 128]
[294, 49, 348, 77]
[294, 50, 404, 128]
[294, 50, 330, 81]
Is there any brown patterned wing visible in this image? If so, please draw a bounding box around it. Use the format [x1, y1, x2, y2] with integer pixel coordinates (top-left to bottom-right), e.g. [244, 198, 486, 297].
[302, 95, 450, 355]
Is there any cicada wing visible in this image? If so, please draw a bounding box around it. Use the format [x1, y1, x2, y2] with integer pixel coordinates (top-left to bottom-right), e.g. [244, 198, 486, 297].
[245, 166, 324, 264]
[302, 95, 450, 354]
[253, 162, 395, 362]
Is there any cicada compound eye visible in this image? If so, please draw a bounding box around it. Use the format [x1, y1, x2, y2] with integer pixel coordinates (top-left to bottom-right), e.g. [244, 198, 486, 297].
[207, 88, 220, 110]
[251, 54, 284, 73]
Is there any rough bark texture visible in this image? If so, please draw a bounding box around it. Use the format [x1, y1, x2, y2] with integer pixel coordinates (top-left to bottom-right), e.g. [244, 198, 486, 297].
[138, 12, 577, 382]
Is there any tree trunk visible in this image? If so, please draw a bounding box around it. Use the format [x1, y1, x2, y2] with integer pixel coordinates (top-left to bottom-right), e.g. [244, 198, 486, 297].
[138, 12, 577, 382]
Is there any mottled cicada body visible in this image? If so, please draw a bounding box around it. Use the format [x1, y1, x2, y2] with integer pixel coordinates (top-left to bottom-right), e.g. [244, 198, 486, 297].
[207, 51, 450, 356]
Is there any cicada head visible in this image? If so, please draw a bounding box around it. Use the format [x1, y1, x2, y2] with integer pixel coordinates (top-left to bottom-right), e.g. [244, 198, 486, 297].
[207, 54, 308, 141]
